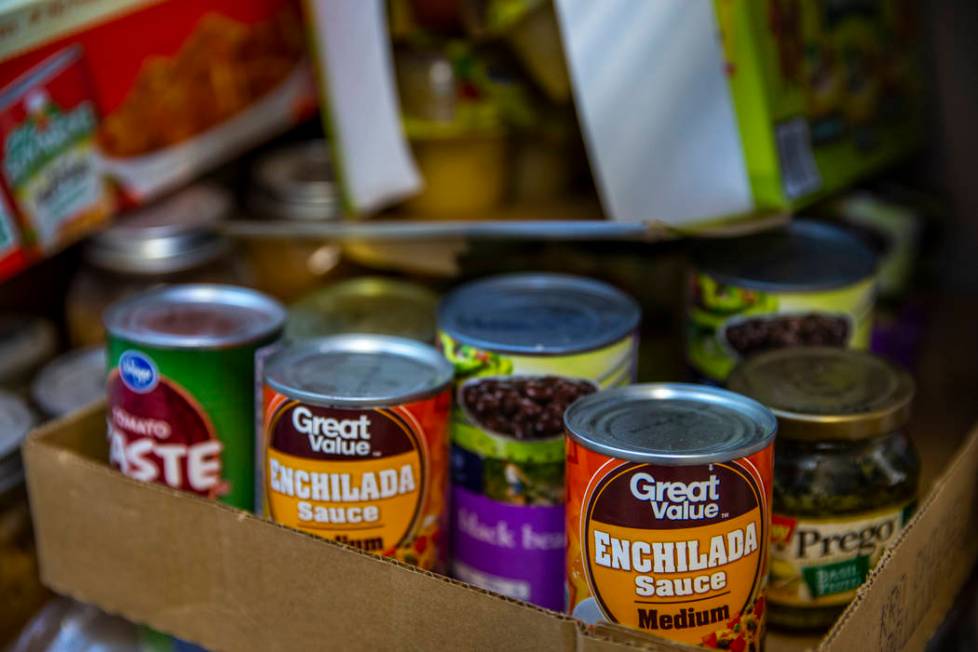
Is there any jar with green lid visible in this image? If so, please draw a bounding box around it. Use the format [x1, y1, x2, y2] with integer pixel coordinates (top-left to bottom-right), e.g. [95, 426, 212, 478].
[728, 346, 919, 632]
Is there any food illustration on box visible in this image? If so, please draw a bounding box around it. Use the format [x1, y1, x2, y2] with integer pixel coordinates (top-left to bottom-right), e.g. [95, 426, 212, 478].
[98, 10, 305, 159]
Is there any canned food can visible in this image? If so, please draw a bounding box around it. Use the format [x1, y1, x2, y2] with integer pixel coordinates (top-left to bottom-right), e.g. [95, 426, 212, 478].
[261, 335, 453, 570]
[564, 384, 776, 648]
[686, 219, 877, 382]
[104, 284, 285, 509]
[30, 346, 105, 419]
[438, 273, 640, 610]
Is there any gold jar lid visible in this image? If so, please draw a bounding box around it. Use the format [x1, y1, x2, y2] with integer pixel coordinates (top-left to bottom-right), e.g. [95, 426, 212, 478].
[727, 347, 914, 441]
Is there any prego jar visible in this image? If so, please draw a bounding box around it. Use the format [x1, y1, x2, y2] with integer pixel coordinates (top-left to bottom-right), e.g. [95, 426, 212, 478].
[728, 347, 919, 631]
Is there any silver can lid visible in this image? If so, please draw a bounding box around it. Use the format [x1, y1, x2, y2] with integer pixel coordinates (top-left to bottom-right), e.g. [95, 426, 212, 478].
[693, 219, 877, 292]
[104, 284, 286, 349]
[438, 273, 641, 355]
[250, 140, 341, 222]
[264, 335, 453, 408]
[564, 383, 777, 465]
[0, 390, 35, 459]
[31, 346, 106, 418]
[0, 315, 57, 385]
[86, 184, 231, 275]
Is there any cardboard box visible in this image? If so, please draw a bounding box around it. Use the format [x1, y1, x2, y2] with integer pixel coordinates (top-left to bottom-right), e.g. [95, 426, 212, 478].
[0, 0, 316, 279]
[22, 403, 978, 651]
[550, 0, 921, 223]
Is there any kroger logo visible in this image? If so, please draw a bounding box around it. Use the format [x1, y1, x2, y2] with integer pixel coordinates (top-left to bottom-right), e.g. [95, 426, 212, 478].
[119, 350, 158, 393]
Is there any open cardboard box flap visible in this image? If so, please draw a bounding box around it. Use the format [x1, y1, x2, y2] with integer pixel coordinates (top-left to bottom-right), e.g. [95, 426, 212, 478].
[22, 403, 978, 652]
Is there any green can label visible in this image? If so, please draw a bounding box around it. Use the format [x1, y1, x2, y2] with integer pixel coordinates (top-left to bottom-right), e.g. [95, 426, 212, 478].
[686, 273, 875, 381]
[107, 341, 271, 509]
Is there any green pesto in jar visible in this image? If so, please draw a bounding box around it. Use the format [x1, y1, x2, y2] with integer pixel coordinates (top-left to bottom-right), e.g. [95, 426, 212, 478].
[728, 347, 919, 632]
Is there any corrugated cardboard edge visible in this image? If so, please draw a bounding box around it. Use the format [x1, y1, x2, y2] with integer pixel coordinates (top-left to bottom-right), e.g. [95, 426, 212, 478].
[21, 406, 978, 651]
[817, 425, 978, 651]
[19, 406, 670, 652]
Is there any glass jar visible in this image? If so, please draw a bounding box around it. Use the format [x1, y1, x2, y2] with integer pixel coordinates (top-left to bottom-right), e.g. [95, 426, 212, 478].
[286, 277, 438, 344]
[66, 184, 245, 347]
[241, 140, 343, 302]
[0, 391, 45, 643]
[728, 347, 920, 632]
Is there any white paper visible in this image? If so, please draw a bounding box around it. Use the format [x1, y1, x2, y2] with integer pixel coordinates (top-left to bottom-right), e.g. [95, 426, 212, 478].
[554, 0, 754, 224]
[306, 0, 422, 214]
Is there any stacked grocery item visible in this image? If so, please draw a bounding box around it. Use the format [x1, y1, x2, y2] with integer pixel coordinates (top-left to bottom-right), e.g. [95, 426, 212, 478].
[85, 208, 931, 649]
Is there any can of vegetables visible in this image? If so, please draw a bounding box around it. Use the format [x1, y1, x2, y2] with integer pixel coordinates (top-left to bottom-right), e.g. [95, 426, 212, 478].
[438, 273, 640, 610]
[686, 220, 877, 382]
[261, 335, 453, 570]
[565, 384, 777, 649]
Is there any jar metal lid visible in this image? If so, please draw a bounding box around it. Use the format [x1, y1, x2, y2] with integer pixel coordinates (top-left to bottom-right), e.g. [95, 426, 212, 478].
[286, 277, 438, 343]
[692, 219, 878, 292]
[437, 273, 641, 355]
[0, 315, 56, 384]
[31, 346, 106, 418]
[86, 184, 231, 275]
[104, 284, 286, 350]
[0, 390, 35, 459]
[563, 383, 777, 465]
[250, 140, 341, 222]
[264, 335, 453, 408]
[727, 347, 914, 440]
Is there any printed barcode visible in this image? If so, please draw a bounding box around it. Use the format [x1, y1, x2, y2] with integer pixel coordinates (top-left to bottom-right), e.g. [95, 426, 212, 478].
[775, 118, 822, 199]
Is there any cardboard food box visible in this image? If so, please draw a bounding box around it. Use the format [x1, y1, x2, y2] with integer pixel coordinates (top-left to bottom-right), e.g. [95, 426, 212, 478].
[548, 0, 921, 224]
[0, 0, 316, 279]
[22, 404, 978, 652]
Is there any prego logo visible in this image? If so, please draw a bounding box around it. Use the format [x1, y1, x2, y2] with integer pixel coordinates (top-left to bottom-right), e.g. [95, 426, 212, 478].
[119, 350, 158, 393]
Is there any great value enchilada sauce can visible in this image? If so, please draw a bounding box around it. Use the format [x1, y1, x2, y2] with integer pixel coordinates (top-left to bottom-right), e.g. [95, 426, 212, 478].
[105, 285, 285, 509]
[261, 335, 452, 570]
[438, 273, 640, 610]
[565, 384, 776, 649]
[687, 219, 877, 383]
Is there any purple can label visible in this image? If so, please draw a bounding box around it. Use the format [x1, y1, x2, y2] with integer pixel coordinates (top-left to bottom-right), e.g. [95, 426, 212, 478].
[451, 486, 564, 610]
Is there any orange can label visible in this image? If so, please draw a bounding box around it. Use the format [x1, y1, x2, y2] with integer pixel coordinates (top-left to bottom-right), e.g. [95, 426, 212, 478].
[567, 440, 773, 649]
[262, 386, 450, 570]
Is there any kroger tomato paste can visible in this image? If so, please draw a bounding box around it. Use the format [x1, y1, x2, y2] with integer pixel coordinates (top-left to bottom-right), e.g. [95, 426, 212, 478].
[564, 384, 776, 649]
[261, 335, 453, 570]
[105, 284, 285, 509]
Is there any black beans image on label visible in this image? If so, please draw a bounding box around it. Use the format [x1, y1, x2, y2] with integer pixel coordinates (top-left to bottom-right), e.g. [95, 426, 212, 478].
[461, 375, 596, 440]
[725, 313, 850, 357]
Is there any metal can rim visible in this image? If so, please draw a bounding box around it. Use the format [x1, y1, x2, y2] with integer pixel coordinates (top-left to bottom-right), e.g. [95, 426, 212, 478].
[437, 272, 641, 355]
[564, 383, 777, 465]
[104, 284, 286, 350]
[692, 219, 878, 292]
[727, 347, 915, 441]
[264, 334, 454, 408]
